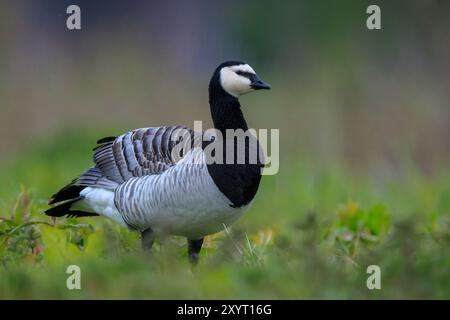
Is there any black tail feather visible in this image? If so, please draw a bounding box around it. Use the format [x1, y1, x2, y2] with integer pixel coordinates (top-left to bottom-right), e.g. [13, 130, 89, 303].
[48, 183, 85, 205]
[46, 166, 115, 219]
[66, 210, 100, 218]
[48, 167, 116, 206]
[45, 196, 99, 218]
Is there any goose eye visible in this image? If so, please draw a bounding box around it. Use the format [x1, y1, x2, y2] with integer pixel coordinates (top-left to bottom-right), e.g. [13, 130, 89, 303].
[236, 70, 253, 78]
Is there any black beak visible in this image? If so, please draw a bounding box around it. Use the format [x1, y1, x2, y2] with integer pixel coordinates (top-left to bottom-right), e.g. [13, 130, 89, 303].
[250, 75, 271, 90]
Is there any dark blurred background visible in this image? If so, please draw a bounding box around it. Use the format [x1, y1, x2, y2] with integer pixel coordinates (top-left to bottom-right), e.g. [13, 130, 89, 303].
[1, 0, 449, 174]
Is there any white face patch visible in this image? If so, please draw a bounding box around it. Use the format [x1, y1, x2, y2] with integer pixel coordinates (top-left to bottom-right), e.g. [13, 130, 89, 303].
[220, 64, 256, 97]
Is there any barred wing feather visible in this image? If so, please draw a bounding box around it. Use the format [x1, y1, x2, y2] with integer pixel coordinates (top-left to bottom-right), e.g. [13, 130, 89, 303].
[47, 126, 195, 209]
[93, 126, 193, 183]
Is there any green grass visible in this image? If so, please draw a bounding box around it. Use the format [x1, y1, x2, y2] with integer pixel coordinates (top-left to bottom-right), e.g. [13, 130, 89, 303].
[0, 130, 449, 299]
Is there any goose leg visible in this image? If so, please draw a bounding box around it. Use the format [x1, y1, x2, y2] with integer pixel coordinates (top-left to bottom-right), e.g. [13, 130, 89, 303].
[188, 238, 204, 266]
[141, 228, 155, 252]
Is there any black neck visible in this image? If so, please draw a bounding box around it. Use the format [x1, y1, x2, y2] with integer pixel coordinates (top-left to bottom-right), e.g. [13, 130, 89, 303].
[209, 81, 248, 134]
[206, 68, 262, 208]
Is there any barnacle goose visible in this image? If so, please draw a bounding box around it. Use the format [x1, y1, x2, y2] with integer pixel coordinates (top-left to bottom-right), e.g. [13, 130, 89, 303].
[45, 61, 271, 265]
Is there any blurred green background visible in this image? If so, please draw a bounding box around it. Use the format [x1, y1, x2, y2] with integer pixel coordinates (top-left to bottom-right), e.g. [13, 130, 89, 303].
[0, 0, 449, 299]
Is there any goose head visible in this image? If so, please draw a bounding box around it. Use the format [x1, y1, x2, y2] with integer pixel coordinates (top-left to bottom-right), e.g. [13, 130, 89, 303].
[209, 61, 271, 98]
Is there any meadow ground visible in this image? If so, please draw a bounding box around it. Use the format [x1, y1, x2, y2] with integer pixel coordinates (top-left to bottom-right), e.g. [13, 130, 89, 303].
[0, 130, 448, 299]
